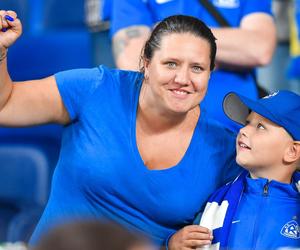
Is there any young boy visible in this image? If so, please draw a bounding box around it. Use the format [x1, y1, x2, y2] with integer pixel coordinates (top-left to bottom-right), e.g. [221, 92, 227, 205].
[168, 90, 300, 250]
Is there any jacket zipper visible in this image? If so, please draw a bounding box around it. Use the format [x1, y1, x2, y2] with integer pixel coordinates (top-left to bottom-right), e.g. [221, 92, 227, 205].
[263, 181, 270, 196]
[252, 181, 270, 250]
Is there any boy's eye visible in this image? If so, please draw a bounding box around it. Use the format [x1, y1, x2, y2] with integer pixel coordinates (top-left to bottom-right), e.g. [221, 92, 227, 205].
[257, 123, 265, 130]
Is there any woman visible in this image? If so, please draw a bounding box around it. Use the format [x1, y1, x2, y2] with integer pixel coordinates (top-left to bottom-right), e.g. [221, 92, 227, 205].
[0, 12, 240, 247]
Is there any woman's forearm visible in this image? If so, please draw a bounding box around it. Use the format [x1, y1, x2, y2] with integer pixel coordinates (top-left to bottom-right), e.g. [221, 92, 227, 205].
[0, 48, 13, 111]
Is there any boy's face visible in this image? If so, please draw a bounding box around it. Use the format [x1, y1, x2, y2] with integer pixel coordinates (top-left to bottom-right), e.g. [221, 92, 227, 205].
[236, 112, 294, 176]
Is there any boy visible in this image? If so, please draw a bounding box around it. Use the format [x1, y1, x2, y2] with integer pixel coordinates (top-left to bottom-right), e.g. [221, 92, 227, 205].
[168, 90, 300, 250]
[200, 91, 300, 250]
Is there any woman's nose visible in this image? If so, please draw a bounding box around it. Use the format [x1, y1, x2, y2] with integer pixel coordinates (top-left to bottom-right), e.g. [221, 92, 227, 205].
[174, 67, 190, 85]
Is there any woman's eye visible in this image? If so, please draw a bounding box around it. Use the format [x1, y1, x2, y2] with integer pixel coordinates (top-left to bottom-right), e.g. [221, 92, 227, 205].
[192, 66, 202, 73]
[166, 62, 176, 68]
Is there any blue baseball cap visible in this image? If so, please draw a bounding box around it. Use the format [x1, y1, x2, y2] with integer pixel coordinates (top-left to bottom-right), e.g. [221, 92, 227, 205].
[223, 90, 300, 141]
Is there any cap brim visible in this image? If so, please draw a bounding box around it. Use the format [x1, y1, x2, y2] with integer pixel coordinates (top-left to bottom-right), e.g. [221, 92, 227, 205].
[223, 92, 275, 125]
[223, 93, 250, 125]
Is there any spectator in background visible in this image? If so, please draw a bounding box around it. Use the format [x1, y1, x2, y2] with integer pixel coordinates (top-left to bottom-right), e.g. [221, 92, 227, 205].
[32, 220, 156, 250]
[84, 0, 115, 68]
[257, 0, 292, 94]
[111, 0, 276, 131]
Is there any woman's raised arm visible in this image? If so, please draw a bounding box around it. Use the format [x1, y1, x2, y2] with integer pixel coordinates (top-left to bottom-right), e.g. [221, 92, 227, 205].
[0, 10, 70, 126]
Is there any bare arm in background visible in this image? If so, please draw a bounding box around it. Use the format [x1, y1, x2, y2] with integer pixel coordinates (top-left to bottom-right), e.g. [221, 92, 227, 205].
[212, 13, 276, 69]
[0, 10, 70, 127]
[112, 13, 276, 71]
[112, 25, 151, 71]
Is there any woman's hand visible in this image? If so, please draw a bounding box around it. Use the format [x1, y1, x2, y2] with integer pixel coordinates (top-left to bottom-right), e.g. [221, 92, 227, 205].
[0, 10, 22, 52]
[168, 225, 213, 250]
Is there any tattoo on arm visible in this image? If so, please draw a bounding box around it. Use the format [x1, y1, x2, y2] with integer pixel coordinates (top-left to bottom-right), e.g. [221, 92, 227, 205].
[113, 27, 143, 60]
[113, 38, 128, 60]
[125, 27, 142, 39]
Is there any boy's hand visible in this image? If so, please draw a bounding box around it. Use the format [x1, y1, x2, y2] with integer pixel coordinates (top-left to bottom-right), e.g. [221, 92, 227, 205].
[0, 10, 22, 50]
[168, 225, 213, 250]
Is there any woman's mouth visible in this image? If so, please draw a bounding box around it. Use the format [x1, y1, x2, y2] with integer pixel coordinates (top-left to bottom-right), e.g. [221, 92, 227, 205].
[173, 89, 188, 95]
[169, 89, 191, 99]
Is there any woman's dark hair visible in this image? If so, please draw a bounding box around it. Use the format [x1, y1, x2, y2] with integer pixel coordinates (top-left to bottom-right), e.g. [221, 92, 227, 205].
[140, 15, 217, 72]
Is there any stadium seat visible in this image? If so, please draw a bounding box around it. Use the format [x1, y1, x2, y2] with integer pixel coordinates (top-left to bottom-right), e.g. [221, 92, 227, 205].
[0, 144, 50, 242]
[1, 0, 92, 80]
[8, 31, 92, 81]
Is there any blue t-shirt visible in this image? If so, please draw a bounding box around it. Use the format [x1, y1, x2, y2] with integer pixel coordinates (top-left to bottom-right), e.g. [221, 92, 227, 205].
[110, 0, 272, 131]
[30, 66, 240, 246]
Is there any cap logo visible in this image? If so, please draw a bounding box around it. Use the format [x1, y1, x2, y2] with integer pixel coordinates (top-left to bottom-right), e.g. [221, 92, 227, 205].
[263, 91, 279, 99]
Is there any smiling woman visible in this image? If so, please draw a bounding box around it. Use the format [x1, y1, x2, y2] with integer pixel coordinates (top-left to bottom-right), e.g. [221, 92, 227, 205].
[137, 33, 213, 170]
[0, 13, 241, 248]
[141, 33, 211, 116]
[136, 16, 217, 172]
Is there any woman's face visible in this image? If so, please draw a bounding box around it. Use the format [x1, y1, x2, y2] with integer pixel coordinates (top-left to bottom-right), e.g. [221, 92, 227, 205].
[143, 32, 211, 116]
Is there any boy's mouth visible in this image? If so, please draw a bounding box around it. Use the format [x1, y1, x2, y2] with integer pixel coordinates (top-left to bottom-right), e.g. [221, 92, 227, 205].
[238, 141, 251, 150]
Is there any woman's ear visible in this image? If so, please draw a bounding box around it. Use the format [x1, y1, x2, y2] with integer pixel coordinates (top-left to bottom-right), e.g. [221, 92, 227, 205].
[143, 58, 150, 80]
[143, 58, 150, 69]
[284, 141, 300, 164]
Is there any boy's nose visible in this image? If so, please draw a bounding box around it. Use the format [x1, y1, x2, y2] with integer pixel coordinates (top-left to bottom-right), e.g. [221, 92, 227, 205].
[239, 126, 249, 137]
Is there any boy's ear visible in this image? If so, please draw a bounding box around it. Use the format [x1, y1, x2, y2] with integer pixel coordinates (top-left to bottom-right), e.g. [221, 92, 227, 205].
[284, 141, 300, 164]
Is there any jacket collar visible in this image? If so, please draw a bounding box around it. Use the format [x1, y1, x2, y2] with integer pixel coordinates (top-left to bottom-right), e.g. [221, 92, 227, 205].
[244, 171, 300, 197]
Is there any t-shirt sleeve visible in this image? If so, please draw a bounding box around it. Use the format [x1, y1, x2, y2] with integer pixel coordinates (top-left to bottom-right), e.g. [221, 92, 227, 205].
[110, 0, 153, 36]
[241, 0, 272, 17]
[55, 66, 106, 121]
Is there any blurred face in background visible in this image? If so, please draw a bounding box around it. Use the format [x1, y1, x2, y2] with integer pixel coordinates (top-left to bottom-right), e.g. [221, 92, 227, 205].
[33, 221, 157, 250]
